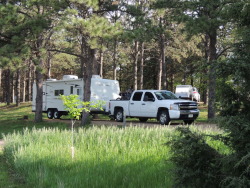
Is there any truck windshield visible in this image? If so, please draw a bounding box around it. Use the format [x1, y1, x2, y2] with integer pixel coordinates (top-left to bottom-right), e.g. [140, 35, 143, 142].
[155, 91, 178, 100]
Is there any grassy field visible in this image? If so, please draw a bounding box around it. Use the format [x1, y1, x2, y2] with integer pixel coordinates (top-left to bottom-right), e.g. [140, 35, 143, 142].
[0, 102, 216, 187]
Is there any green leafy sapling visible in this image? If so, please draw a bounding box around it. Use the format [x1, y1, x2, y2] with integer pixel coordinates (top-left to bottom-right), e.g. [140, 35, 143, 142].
[60, 94, 105, 159]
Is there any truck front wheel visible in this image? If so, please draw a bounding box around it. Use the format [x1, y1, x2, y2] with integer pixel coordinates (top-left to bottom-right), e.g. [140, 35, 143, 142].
[115, 109, 123, 122]
[158, 110, 170, 125]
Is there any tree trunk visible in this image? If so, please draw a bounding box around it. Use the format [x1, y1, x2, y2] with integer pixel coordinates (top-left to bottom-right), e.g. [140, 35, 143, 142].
[139, 42, 144, 90]
[28, 61, 33, 101]
[47, 51, 52, 79]
[81, 47, 94, 126]
[5, 69, 11, 105]
[208, 30, 217, 119]
[202, 34, 209, 104]
[92, 49, 98, 75]
[134, 41, 139, 90]
[35, 56, 44, 122]
[160, 34, 167, 90]
[0, 68, 2, 102]
[22, 71, 26, 102]
[12, 73, 15, 103]
[15, 69, 21, 106]
[99, 50, 104, 78]
[157, 56, 162, 90]
[113, 39, 117, 80]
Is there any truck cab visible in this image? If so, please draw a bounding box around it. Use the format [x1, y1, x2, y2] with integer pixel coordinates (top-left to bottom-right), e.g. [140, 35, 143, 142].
[109, 90, 199, 125]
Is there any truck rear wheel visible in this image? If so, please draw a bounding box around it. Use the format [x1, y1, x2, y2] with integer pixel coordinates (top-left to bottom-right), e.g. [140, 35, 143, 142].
[158, 110, 170, 125]
[47, 109, 54, 119]
[115, 109, 123, 122]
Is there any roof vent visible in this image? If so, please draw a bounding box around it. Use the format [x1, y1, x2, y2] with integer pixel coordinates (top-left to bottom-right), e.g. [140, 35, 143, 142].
[63, 75, 78, 80]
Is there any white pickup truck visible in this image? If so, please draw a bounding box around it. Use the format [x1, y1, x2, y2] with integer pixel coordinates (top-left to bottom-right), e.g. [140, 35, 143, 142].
[108, 90, 199, 125]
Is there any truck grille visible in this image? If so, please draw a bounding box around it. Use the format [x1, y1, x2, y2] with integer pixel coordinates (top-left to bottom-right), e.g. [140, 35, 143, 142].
[176, 102, 198, 110]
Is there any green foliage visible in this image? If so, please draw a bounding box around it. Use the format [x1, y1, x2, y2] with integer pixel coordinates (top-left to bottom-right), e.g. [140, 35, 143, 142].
[167, 127, 222, 188]
[60, 95, 89, 120]
[3, 126, 173, 187]
[60, 95, 104, 120]
[218, 116, 250, 187]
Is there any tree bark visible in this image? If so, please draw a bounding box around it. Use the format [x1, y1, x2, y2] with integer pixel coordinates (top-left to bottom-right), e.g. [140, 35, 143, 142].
[134, 41, 139, 90]
[0, 68, 2, 102]
[28, 61, 32, 101]
[47, 51, 52, 79]
[202, 34, 209, 104]
[81, 47, 94, 126]
[113, 39, 117, 80]
[35, 55, 44, 122]
[92, 49, 98, 75]
[15, 68, 20, 106]
[208, 30, 217, 119]
[5, 69, 11, 105]
[22, 71, 26, 102]
[160, 34, 167, 89]
[139, 42, 144, 90]
[12, 73, 15, 103]
[99, 50, 104, 78]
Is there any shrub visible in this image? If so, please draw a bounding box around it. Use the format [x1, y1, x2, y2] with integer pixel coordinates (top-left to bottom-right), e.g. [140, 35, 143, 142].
[167, 127, 222, 188]
[218, 116, 250, 187]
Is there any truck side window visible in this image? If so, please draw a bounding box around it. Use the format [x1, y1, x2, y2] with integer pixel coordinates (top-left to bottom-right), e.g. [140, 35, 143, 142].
[144, 92, 155, 101]
[132, 92, 143, 101]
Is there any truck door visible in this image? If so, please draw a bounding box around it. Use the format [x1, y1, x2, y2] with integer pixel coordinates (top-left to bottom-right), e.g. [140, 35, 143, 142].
[141, 92, 157, 117]
[129, 91, 143, 116]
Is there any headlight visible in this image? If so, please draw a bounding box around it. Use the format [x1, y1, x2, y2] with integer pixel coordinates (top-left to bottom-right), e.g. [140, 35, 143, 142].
[170, 104, 179, 111]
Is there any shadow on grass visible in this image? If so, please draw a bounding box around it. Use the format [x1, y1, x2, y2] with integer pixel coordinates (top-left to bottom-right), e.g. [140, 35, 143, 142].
[5, 155, 173, 188]
[0, 120, 68, 139]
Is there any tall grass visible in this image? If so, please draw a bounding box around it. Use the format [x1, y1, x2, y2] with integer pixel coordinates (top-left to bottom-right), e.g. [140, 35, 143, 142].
[4, 126, 176, 188]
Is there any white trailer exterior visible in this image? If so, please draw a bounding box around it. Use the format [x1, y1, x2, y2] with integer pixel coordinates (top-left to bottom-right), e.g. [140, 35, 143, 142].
[32, 75, 120, 119]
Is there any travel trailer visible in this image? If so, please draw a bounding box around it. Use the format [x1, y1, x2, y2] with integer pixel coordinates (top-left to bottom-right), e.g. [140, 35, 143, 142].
[32, 75, 120, 119]
[175, 85, 200, 102]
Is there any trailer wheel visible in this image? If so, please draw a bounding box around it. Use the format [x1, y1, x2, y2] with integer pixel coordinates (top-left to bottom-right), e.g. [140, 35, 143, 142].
[158, 110, 170, 125]
[115, 108, 123, 122]
[53, 110, 61, 119]
[47, 109, 54, 119]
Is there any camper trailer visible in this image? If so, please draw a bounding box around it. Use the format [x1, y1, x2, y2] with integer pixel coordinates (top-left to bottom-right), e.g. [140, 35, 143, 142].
[32, 75, 120, 119]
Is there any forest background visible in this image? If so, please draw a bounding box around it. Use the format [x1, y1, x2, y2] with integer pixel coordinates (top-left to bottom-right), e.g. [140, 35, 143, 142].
[0, 0, 249, 124]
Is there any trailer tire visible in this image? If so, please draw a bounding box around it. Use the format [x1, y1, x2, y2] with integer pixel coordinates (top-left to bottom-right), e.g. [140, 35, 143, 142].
[158, 110, 170, 125]
[53, 110, 61, 119]
[115, 108, 123, 122]
[47, 109, 54, 119]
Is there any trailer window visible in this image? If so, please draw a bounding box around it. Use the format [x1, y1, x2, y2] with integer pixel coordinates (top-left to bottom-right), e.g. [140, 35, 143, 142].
[70, 86, 74, 94]
[132, 92, 143, 101]
[77, 89, 82, 95]
[55, 90, 64, 96]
